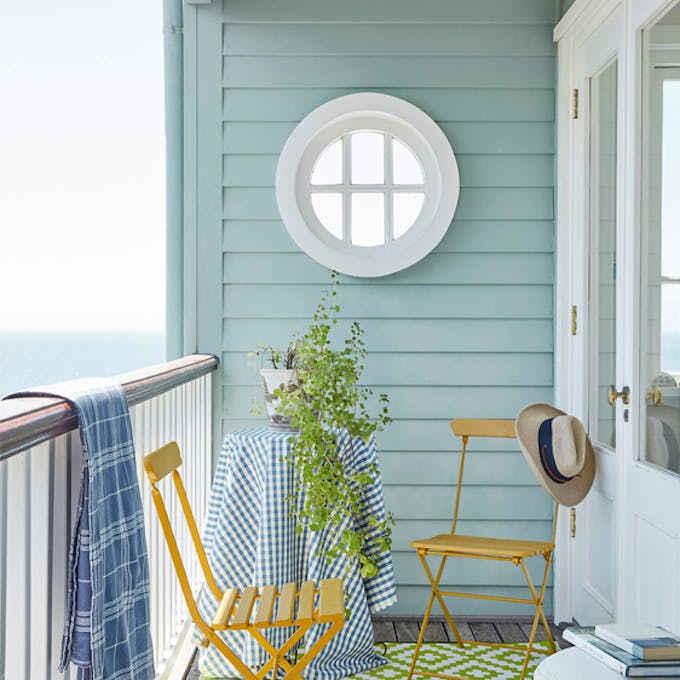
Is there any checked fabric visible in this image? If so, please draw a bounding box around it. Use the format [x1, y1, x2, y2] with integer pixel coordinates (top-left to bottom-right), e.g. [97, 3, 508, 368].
[196, 427, 397, 680]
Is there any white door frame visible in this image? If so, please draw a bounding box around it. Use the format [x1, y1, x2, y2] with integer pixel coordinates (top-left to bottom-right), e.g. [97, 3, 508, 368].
[554, 0, 626, 625]
[554, 0, 680, 625]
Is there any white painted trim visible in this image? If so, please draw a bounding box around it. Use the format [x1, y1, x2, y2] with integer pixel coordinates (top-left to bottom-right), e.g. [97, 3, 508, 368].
[276, 93, 460, 278]
[183, 3, 199, 355]
[553, 34, 576, 625]
[158, 618, 198, 680]
[554, 0, 625, 625]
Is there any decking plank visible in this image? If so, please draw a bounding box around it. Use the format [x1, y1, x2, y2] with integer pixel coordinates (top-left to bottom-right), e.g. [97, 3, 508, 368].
[394, 621, 449, 643]
[495, 622, 528, 643]
[394, 620, 420, 642]
[519, 622, 562, 642]
[470, 622, 502, 643]
[373, 620, 397, 642]
[445, 621, 473, 641]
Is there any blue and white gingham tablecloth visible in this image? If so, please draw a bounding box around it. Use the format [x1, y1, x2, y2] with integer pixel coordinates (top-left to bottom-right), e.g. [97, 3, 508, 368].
[196, 427, 397, 679]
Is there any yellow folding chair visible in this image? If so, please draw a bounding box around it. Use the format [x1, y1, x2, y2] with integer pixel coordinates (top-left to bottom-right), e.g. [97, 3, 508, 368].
[408, 419, 558, 680]
[143, 442, 345, 680]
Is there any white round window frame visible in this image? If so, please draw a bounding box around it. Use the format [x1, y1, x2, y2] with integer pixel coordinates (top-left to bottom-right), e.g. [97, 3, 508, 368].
[276, 93, 460, 278]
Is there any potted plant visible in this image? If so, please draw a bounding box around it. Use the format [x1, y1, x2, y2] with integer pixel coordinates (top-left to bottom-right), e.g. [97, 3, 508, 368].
[254, 341, 300, 428]
[251, 273, 393, 578]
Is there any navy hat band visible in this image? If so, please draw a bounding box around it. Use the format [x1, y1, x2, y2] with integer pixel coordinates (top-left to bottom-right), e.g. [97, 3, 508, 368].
[538, 418, 575, 484]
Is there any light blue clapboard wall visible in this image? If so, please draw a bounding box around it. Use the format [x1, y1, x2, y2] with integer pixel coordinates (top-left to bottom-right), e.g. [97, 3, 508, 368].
[187, 0, 556, 615]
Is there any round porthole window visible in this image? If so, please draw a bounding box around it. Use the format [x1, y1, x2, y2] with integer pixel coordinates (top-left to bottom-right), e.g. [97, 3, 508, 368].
[276, 93, 460, 278]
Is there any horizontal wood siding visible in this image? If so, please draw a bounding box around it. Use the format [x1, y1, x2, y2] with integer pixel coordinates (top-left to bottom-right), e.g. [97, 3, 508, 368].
[216, 0, 556, 615]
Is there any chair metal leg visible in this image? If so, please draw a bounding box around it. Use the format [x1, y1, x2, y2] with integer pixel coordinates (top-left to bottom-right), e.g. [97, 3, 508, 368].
[409, 552, 469, 680]
[250, 622, 312, 679]
[411, 549, 556, 680]
[417, 552, 463, 644]
[285, 618, 344, 680]
[209, 631, 261, 680]
[517, 552, 555, 680]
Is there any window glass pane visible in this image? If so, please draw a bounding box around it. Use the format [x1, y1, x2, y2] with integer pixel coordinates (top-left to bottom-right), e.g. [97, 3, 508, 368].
[662, 81, 680, 279]
[641, 42, 680, 474]
[311, 193, 343, 239]
[351, 131, 384, 184]
[393, 138, 424, 184]
[589, 60, 618, 449]
[351, 193, 384, 246]
[662, 284, 680, 372]
[393, 193, 424, 239]
[311, 138, 342, 185]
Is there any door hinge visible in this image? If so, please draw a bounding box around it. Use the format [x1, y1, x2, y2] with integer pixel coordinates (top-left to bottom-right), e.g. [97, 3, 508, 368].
[570, 507, 576, 538]
[572, 88, 579, 119]
[571, 305, 578, 335]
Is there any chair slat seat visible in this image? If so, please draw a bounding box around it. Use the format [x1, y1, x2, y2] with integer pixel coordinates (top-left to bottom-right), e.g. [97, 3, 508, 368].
[275, 581, 297, 626]
[296, 581, 316, 624]
[212, 587, 239, 629]
[254, 584, 277, 628]
[411, 533, 554, 559]
[232, 586, 259, 629]
[319, 578, 345, 622]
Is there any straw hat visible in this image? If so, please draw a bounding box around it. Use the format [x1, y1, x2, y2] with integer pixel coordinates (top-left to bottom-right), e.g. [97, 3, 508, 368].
[515, 403, 595, 507]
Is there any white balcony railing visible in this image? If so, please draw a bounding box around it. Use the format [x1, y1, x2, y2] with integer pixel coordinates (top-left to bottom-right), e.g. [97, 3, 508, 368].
[0, 354, 218, 680]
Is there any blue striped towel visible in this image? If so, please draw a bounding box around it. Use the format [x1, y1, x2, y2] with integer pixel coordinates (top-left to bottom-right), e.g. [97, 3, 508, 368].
[4, 381, 155, 680]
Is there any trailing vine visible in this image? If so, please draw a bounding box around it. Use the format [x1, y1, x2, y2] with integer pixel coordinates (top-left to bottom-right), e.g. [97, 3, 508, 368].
[271, 272, 393, 578]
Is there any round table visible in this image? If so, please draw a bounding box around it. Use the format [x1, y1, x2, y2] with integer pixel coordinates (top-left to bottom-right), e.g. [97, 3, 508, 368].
[535, 647, 624, 679]
[196, 427, 397, 680]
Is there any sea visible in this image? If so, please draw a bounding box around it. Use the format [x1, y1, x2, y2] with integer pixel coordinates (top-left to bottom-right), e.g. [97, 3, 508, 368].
[0, 332, 165, 397]
[0, 331, 678, 398]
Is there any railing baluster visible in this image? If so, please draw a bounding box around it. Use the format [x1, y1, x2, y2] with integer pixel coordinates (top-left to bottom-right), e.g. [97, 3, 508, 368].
[0, 457, 7, 680]
[50, 435, 70, 680]
[4, 451, 30, 678]
[30, 443, 52, 678]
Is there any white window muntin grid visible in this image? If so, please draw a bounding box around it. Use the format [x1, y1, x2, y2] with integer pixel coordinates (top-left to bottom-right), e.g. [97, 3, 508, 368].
[309, 130, 425, 245]
[296, 114, 442, 256]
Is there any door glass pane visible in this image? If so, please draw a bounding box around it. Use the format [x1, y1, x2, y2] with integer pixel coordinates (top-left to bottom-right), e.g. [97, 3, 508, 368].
[641, 14, 680, 474]
[590, 60, 618, 449]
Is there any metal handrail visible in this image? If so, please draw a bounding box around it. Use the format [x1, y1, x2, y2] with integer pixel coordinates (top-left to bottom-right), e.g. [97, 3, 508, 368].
[0, 353, 219, 461]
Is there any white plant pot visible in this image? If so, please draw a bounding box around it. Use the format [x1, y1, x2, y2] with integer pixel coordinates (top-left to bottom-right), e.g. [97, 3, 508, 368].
[260, 368, 299, 428]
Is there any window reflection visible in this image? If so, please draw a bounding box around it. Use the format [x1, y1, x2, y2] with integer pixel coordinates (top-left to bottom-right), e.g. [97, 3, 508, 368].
[642, 13, 680, 474]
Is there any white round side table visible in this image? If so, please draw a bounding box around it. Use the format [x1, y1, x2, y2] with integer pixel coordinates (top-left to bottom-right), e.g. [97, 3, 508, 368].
[534, 647, 622, 679]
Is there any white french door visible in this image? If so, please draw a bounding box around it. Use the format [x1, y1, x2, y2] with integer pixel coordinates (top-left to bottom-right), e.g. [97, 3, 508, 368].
[619, 0, 680, 631]
[557, 0, 680, 630]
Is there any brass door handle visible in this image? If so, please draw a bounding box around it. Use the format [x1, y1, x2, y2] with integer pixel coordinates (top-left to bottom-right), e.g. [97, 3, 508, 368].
[646, 385, 663, 406]
[607, 385, 630, 405]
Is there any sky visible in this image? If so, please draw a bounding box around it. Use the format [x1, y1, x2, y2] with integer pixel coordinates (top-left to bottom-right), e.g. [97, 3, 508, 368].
[0, 1, 165, 332]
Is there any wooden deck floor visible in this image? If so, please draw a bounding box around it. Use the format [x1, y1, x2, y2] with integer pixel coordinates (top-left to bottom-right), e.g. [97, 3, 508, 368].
[184, 616, 566, 678]
[372, 615, 564, 644]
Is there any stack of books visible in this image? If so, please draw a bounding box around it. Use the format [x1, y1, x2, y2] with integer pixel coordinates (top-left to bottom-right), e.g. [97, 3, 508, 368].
[563, 624, 680, 677]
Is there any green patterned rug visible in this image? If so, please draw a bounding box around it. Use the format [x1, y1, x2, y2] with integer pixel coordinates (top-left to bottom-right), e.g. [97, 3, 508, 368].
[352, 641, 552, 680]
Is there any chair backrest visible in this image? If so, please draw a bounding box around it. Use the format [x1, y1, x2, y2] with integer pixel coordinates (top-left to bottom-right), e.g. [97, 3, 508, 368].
[143, 442, 221, 633]
[448, 418, 517, 535]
